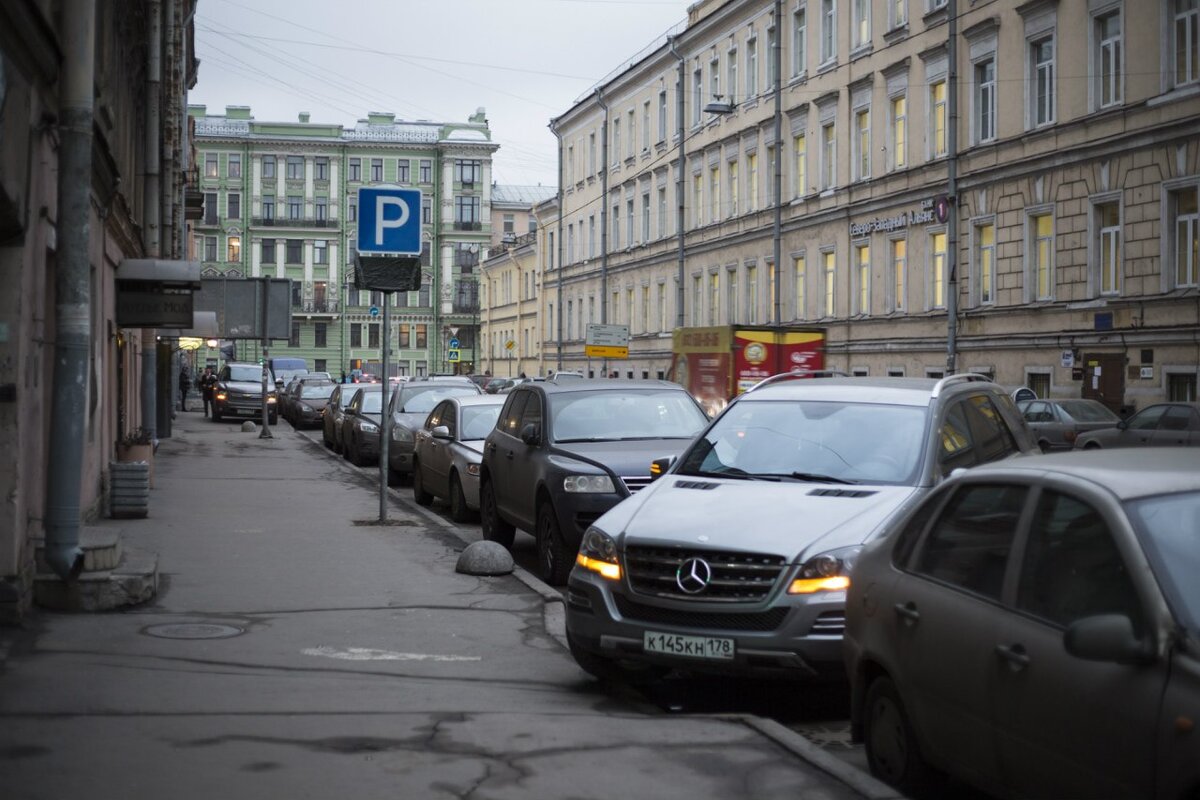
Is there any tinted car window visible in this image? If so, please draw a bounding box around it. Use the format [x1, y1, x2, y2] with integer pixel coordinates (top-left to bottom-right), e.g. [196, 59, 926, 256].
[461, 405, 502, 440]
[1162, 406, 1198, 431]
[499, 392, 529, 435]
[938, 402, 975, 475]
[1129, 490, 1200, 636]
[966, 395, 1019, 464]
[913, 484, 1026, 600]
[1127, 405, 1168, 431]
[1017, 491, 1142, 630]
[1057, 400, 1118, 423]
[519, 392, 543, 433]
[359, 390, 383, 413]
[1022, 401, 1053, 423]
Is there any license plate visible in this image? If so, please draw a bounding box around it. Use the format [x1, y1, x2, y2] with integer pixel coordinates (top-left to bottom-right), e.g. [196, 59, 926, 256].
[643, 631, 735, 660]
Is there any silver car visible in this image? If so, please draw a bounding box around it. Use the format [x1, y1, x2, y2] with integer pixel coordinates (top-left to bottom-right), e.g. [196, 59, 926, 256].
[1017, 398, 1121, 452]
[845, 448, 1200, 800]
[565, 375, 1037, 683]
[412, 395, 505, 521]
[385, 380, 483, 484]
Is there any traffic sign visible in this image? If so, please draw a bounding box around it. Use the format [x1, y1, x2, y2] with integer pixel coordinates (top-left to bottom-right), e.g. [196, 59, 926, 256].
[448, 337, 460, 349]
[585, 323, 630, 347]
[369, 305, 380, 317]
[357, 187, 422, 256]
[447, 349, 461, 363]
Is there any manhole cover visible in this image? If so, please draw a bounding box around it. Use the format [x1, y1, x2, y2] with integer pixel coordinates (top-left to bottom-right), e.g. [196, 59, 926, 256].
[142, 623, 244, 640]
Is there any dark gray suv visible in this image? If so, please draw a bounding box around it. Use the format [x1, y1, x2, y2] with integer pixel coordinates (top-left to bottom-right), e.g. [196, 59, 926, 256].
[479, 380, 709, 585]
[564, 374, 1038, 684]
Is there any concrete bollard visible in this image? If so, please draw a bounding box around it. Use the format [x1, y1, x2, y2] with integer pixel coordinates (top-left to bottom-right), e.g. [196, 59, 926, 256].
[241, 421, 257, 433]
[455, 541, 514, 576]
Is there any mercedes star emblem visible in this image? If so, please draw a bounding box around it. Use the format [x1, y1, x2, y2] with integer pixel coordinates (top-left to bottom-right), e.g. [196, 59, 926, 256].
[676, 557, 712, 594]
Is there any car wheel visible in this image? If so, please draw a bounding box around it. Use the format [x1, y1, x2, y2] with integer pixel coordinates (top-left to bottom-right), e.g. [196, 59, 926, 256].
[863, 676, 936, 795]
[212, 406, 222, 422]
[351, 438, 366, 467]
[536, 500, 572, 586]
[1038, 439, 1053, 454]
[567, 633, 666, 686]
[1083, 441, 1102, 450]
[479, 479, 515, 548]
[412, 461, 433, 506]
[448, 472, 471, 523]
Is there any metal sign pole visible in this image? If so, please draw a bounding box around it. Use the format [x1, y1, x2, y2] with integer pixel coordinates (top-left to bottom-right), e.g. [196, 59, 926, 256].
[259, 278, 273, 439]
[379, 293, 390, 522]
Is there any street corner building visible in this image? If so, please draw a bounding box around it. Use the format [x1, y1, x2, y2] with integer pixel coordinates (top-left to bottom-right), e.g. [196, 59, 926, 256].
[0, 0, 199, 621]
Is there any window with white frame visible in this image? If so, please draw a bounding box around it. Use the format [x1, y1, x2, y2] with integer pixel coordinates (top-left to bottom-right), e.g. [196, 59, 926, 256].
[891, 238, 907, 311]
[204, 153, 218, 178]
[313, 240, 328, 265]
[1095, 9, 1123, 108]
[589, 132, 597, 174]
[710, 57, 721, 105]
[748, 151, 759, 210]
[793, 254, 806, 319]
[1171, 185, 1198, 287]
[793, 134, 806, 197]
[854, 108, 871, 181]
[693, 69, 704, 125]
[691, 275, 703, 325]
[976, 222, 995, 305]
[821, 0, 836, 64]
[747, 264, 759, 324]
[727, 267, 739, 324]
[227, 192, 240, 220]
[642, 102, 651, 151]
[821, 121, 835, 190]
[793, 7, 807, 77]
[657, 283, 667, 331]
[853, 0, 871, 49]
[728, 159, 739, 216]
[767, 25, 778, 88]
[747, 37, 758, 96]
[728, 48, 738, 102]
[693, 173, 704, 227]
[1030, 35, 1056, 127]
[708, 272, 720, 325]
[658, 90, 667, 142]
[228, 154, 241, 178]
[370, 158, 383, 182]
[1176, 0, 1199, 86]
[710, 165, 721, 221]
[1028, 211, 1055, 300]
[822, 250, 836, 317]
[890, 95, 907, 170]
[1095, 201, 1121, 295]
[642, 192, 651, 241]
[1167, 372, 1198, 401]
[612, 204, 621, 249]
[930, 79, 947, 158]
[854, 243, 870, 314]
[930, 231, 947, 308]
[627, 109, 635, 158]
[975, 58, 996, 143]
[612, 119, 621, 163]
[262, 155, 276, 179]
[890, 0, 908, 30]
[657, 186, 667, 236]
[626, 198, 634, 245]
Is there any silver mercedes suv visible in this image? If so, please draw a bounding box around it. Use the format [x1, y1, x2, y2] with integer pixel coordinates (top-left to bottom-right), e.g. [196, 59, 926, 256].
[565, 373, 1038, 683]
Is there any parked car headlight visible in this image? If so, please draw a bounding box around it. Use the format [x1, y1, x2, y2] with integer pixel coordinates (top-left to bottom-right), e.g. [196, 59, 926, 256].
[216, 391, 227, 401]
[563, 474, 615, 493]
[391, 426, 414, 443]
[788, 545, 862, 594]
[360, 422, 379, 433]
[466, 463, 481, 476]
[575, 526, 621, 580]
[267, 395, 277, 404]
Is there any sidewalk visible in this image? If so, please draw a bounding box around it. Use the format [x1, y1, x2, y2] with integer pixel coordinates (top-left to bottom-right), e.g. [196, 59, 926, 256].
[0, 410, 898, 800]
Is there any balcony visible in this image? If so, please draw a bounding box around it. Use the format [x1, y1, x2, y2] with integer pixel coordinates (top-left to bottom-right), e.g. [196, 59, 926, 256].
[453, 220, 482, 231]
[253, 217, 337, 229]
[293, 299, 340, 315]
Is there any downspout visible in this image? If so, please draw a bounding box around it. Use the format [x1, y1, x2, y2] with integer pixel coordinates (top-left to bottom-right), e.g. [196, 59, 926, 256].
[597, 89, 609, 328]
[945, 0, 959, 374]
[141, 0, 162, 439]
[772, 0, 783, 325]
[44, 0, 95, 581]
[550, 121, 564, 371]
[160, 0, 175, 261]
[668, 36, 686, 330]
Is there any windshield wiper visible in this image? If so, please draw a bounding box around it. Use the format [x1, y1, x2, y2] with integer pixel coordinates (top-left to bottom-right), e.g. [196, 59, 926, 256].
[554, 436, 614, 443]
[769, 471, 859, 485]
[686, 468, 773, 481]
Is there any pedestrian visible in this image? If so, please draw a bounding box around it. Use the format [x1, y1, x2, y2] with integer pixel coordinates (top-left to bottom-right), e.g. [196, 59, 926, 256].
[340, 370, 347, 384]
[178, 367, 192, 412]
[199, 366, 217, 417]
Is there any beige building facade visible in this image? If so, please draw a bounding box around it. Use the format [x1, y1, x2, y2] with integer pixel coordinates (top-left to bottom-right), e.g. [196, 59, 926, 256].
[543, 0, 1200, 407]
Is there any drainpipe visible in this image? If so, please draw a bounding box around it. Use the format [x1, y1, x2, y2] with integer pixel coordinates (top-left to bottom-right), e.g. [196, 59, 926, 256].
[141, 0, 162, 438]
[597, 90, 609, 329]
[161, 0, 175, 261]
[945, 0, 959, 374]
[772, 0, 783, 325]
[550, 121, 564, 370]
[44, 0, 95, 581]
[668, 36, 686, 330]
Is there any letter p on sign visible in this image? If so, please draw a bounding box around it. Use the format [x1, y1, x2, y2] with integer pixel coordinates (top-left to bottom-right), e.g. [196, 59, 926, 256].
[357, 187, 422, 256]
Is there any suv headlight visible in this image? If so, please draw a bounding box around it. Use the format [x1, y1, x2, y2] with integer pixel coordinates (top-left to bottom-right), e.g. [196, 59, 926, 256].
[391, 425, 414, 443]
[788, 545, 862, 594]
[360, 422, 379, 433]
[563, 474, 615, 493]
[575, 527, 621, 580]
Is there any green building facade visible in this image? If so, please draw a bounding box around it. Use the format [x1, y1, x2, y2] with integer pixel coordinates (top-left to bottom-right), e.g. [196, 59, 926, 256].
[189, 105, 496, 378]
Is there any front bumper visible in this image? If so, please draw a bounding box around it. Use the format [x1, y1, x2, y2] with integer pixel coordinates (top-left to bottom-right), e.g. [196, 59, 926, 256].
[564, 567, 847, 679]
[217, 395, 274, 416]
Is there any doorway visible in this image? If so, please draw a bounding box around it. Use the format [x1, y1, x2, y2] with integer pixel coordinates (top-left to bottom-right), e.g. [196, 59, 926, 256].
[1081, 353, 1125, 414]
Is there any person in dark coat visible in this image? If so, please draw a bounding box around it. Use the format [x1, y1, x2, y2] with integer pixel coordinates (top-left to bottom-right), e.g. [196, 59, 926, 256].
[199, 367, 218, 417]
[179, 368, 192, 412]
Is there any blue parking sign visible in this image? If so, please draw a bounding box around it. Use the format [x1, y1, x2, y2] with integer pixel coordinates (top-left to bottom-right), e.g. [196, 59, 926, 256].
[357, 187, 422, 256]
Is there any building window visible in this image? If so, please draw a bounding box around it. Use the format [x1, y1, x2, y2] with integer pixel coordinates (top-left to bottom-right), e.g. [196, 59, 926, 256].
[227, 192, 240, 220]
[347, 198, 356, 222]
[204, 236, 217, 262]
[972, 223, 994, 305]
[290, 322, 300, 348]
[1176, 0, 1199, 86]
[793, 7, 807, 76]
[1172, 186, 1199, 287]
[853, 0, 871, 48]
[315, 323, 327, 348]
[820, 0, 836, 64]
[368, 323, 380, 348]
[626, 110, 636, 158]
[262, 238, 276, 264]
[1096, 203, 1121, 295]
[821, 122, 835, 190]
[421, 197, 431, 224]
[370, 159, 383, 182]
[1030, 36, 1056, 127]
[1029, 213, 1055, 300]
[612, 118, 622, 162]
[975, 59, 996, 143]
[890, 96, 907, 170]
[1168, 372, 1198, 401]
[728, 160, 739, 216]
[793, 255, 806, 319]
[767, 24, 778, 88]
[205, 153, 218, 178]
[626, 198, 635, 244]
[313, 240, 328, 265]
[419, 159, 432, 183]
[930, 80, 947, 158]
[747, 264, 758, 324]
[286, 239, 302, 264]
[588, 133, 597, 174]
[227, 236, 241, 263]
[348, 158, 361, 181]
[891, 238, 907, 312]
[930, 231, 947, 309]
[657, 187, 668, 237]
[315, 197, 327, 221]
[397, 159, 410, 183]
[262, 155, 276, 178]
[891, 0, 908, 29]
[854, 109, 870, 181]
[727, 50, 738, 106]
[709, 166, 720, 221]
[746, 38, 758, 96]
[315, 157, 329, 181]
[203, 192, 217, 225]
[693, 173, 704, 227]
[228, 154, 241, 178]
[287, 156, 303, 180]
[1096, 10, 1123, 107]
[262, 195, 275, 221]
[709, 273, 720, 325]
[502, 214, 515, 234]
[642, 100, 651, 151]
[455, 159, 482, 184]
[724, 268, 738, 323]
[455, 196, 481, 224]
[854, 244, 870, 315]
[612, 204, 621, 249]
[350, 324, 362, 348]
[788, 136, 804, 199]
[658, 90, 667, 142]
[288, 195, 302, 220]
[642, 192, 651, 240]
[822, 250, 835, 317]
[589, 216, 596, 258]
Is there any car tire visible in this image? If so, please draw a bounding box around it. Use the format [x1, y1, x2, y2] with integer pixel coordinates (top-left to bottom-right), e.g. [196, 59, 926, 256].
[1083, 441, 1102, 450]
[448, 472, 471, 523]
[412, 461, 433, 506]
[212, 406, 222, 422]
[479, 479, 515, 548]
[536, 500, 572, 586]
[350, 438, 366, 467]
[1038, 439, 1053, 454]
[343, 437, 353, 461]
[863, 676, 936, 795]
[567, 633, 666, 686]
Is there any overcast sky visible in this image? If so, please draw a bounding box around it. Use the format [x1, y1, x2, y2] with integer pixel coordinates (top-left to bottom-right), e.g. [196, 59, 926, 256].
[191, 0, 692, 188]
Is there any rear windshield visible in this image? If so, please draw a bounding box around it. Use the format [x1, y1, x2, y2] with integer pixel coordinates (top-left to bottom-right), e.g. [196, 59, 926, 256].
[461, 405, 502, 440]
[301, 384, 335, 399]
[1058, 400, 1119, 423]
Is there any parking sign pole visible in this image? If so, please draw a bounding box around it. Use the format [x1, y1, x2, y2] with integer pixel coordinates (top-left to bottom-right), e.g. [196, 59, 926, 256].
[380, 293, 390, 522]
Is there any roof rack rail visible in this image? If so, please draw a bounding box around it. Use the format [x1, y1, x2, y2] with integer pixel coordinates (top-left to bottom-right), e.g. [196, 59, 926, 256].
[746, 369, 851, 393]
[930, 372, 994, 398]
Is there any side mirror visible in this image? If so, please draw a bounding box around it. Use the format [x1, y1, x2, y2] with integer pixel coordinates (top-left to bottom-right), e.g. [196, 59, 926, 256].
[1116, 420, 1128, 430]
[1064, 614, 1154, 665]
[520, 423, 540, 446]
[649, 456, 676, 481]
[432, 425, 451, 440]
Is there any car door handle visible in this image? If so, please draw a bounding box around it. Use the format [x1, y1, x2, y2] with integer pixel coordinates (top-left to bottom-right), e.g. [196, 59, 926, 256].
[505, 450, 514, 460]
[893, 602, 920, 624]
[995, 643, 1030, 671]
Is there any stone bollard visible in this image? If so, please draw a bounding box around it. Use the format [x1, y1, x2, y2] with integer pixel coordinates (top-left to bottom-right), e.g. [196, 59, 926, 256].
[455, 541, 514, 576]
[241, 421, 257, 433]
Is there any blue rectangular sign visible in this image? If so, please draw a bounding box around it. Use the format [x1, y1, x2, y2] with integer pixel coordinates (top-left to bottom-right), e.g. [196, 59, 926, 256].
[357, 187, 422, 256]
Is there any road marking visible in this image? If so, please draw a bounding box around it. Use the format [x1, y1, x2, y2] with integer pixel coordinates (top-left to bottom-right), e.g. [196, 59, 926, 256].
[302, 646, 480, 662]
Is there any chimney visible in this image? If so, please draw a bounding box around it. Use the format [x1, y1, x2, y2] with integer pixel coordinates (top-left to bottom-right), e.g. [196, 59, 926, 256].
[298, 112, 310, 123]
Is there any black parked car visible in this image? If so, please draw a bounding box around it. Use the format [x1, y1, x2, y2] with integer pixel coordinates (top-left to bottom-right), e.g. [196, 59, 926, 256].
[479, 379, 708, 585]
[323, 384, 356, 452]
[213, 362, 278, 425]
[342, 385, 385, 467]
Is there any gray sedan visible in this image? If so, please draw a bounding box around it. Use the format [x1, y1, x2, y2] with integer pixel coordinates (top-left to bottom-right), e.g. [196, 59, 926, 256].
[412, 395, 505, 521]
[385, 380, 483, 484]
[1017, 398, 1121, 451]
[1075, 402, 1200, 449]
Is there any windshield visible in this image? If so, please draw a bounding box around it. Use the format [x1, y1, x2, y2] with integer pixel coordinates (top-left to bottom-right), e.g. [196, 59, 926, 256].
[1127, 490, 1200, 636]
[550, 390, 707, 442]
[301, 384, 335, 399]
[461, 405, 502, 440]
[1058, 400, 1119, 423]
[399, 385, 479, 414]
[337, 391, 356, 409]
[676, 399, 927, 485]
[228, 366, 270, 383]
